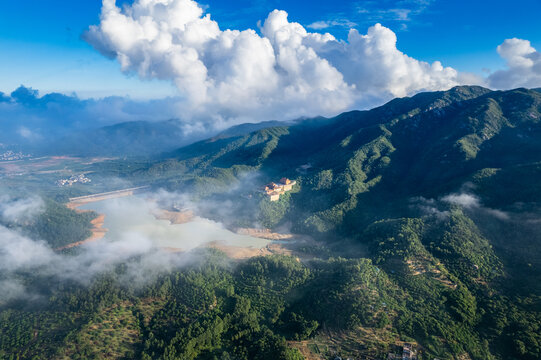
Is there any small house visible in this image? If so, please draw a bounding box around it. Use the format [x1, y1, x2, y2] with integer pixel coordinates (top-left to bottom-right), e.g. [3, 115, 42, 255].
[279, 178, 296, 191]
[265, 182, 283, 193]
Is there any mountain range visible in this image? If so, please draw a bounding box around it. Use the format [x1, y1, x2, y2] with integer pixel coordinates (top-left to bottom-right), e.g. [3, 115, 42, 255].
[2, 85, 540, 360]
[123, 85, 541, 359]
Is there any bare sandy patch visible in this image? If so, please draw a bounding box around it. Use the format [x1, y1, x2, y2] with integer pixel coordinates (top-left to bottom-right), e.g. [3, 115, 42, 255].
[206, 241, 293, 259]
[234, 227, 294, 240]
[154, 209, 195, 224]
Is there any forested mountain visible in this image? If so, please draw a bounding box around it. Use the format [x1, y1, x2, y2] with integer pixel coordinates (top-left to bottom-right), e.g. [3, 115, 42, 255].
[2, 86, 541, 360]
[129, 85, 541, 358]
[147, 85, 541, 223]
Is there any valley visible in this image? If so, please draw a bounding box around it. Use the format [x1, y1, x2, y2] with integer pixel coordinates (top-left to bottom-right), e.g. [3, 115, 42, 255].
[67, 192, 299, 259]
[1, 86, 541, 360]
[3, 0, 541, 357]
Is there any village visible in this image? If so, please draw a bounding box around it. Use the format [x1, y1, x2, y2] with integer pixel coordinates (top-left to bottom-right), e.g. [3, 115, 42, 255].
[0, 150, 31, 161]
[56, 174, 92, 187]
[263, 177, 297, 201]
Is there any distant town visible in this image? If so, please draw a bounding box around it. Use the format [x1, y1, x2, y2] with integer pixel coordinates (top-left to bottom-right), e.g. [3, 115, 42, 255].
[0, 150, 31, 161]
[56, 174, 92, 187]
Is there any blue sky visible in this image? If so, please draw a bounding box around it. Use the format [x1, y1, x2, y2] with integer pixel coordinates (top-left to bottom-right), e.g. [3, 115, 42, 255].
[1, 0, 540, 99]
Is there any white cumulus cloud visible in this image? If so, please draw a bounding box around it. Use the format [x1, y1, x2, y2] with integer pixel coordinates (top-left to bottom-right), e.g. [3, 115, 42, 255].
[312, 23, 460, 102]
[488, 38, 541, 89]
[85, 0, 462, 127]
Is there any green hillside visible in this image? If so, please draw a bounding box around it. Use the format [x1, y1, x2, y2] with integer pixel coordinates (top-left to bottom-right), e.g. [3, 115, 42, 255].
[126, 85, 541, 359]
[140, 86, 541, 234]
[2, 86, 541, 360]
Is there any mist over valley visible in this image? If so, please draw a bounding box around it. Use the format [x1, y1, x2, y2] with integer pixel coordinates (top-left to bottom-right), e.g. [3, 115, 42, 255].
[1, 1, 541, 359]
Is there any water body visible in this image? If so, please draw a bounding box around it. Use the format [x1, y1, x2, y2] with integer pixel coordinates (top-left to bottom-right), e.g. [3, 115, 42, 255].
[79, 196, 270, 251]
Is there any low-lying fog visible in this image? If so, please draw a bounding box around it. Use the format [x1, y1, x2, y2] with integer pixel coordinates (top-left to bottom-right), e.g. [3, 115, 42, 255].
[0, 191, 271, 304]
[79, 195, 269, 250]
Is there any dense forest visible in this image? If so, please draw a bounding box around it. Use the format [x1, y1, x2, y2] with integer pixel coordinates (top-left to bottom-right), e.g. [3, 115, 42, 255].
[0, 198, 97, 249]
[1, 86, 541, 359]
[1, 248, 539, 359]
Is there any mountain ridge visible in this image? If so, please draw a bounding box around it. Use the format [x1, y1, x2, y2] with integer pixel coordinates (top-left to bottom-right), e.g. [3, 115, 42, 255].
[121, 85, 541, 359]
[2, 85, 541, 360]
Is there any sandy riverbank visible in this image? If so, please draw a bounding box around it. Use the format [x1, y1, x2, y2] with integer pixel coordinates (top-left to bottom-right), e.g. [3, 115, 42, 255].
[234, 228, 294, 240]
[56, 214, 107, 250]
